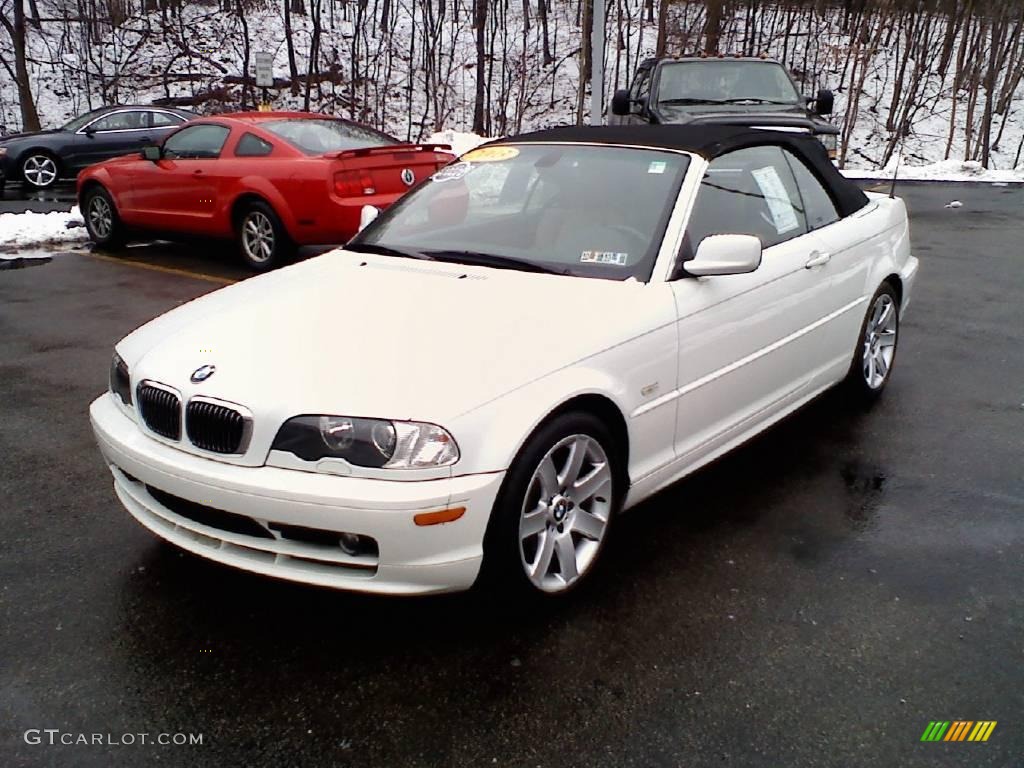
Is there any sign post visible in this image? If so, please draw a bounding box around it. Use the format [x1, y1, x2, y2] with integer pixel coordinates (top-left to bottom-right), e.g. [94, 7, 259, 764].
[254, 52, 274, 112]
[590, 0, 605, 125]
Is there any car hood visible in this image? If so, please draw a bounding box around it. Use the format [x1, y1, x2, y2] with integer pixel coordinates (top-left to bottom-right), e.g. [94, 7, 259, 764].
[656, 103, 834, 132]
[119, 250, 665, 425]
[0, 128, 63, 144]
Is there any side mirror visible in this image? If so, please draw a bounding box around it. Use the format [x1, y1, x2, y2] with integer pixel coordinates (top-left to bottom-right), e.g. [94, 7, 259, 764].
[685, 234, 762, 277]
[141, 145, 161, 162]
[358, 205, 380, 232]
[84, 127, 97, 137]
[814, 88, 834, 116]
[611, 89, 632, 116]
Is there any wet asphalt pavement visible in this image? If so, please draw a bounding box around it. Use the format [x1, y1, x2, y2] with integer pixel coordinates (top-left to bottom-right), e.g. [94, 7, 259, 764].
[1, 183, 1022, 767]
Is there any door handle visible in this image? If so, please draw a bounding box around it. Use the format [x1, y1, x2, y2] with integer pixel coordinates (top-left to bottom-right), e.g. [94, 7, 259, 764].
[193, 169, 203, 175]
[805, 251, 831, 268]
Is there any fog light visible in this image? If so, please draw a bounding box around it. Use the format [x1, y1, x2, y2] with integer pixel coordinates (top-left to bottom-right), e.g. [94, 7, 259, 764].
[339, 532, 362, 555]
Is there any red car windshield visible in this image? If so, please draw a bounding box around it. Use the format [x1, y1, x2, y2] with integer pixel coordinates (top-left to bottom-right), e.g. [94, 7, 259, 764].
[262, 119, 394, 155]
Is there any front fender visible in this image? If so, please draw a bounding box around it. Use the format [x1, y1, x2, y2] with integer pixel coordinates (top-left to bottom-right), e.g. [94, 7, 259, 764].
[448, 366, 632, 478]
[76, 166, 125, 211]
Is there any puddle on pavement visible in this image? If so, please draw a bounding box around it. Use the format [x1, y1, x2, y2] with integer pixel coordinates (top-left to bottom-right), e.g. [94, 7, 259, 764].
[0, 254, 53, 270]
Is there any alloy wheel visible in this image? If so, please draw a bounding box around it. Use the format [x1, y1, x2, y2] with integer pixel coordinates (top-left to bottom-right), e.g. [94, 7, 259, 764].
[23, 155, 58, 188]
[519, 434, 613, 593]
[87, 195, 113, 239]
[862, 293, 898, 389]
[242, 211, 275, 263]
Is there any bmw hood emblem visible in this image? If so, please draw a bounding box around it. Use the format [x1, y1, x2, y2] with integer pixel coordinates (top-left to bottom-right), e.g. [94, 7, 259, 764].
[191, 364, 216, 383]
[401, 168, 415, 187]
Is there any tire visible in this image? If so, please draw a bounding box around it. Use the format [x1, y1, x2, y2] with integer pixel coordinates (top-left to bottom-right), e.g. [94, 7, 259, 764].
[21, 152, 60, 189]
[480, 411, 621, 598]
[82, 186, 126, 249]
[236, 201, 294, 272]
[845, 282, 900, 400]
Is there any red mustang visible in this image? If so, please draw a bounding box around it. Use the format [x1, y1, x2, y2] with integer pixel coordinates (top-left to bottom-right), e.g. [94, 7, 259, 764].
[77, 112, 453, 270]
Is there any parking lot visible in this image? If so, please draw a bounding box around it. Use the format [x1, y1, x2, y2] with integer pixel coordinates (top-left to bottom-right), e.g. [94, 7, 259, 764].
[1, 182, 1021, 767]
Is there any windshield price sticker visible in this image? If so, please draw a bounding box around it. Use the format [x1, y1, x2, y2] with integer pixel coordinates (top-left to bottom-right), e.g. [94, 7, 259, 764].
[461, 146, 520, 163]
[432, 162, 472, 183]
[648, 161, 667, 174]
[750, 166, 800, 234]
[581, 251, 629, 266]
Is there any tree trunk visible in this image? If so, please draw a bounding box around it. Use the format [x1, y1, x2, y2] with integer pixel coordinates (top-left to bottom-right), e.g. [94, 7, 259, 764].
[472, 0, 487, 133]
[704, 0, 723, 55]
[284, 0, 299, 90]
[539, 0, 553, 65]
[4, 0, 41, 131]
[656, 0, 669, 56]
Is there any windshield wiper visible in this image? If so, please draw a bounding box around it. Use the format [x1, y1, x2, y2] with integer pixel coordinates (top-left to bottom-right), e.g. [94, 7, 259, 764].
[721, 97, 793, 105]
[659, 98, 727, 105]
[422, 249, 567, 275]
[345, 242, 436, 261]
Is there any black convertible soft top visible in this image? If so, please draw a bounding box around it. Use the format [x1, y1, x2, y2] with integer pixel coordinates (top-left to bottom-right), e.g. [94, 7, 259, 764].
[503, 124, 869, 218]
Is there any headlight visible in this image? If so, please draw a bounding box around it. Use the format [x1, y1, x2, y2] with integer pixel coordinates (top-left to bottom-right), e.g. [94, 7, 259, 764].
[109, 352, 131, 406]
[271, 415, 459, 469]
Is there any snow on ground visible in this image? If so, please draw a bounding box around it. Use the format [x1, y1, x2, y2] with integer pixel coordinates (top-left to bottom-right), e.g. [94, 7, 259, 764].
[0, 208, 86, 250]
[842, 158, 1024, 182]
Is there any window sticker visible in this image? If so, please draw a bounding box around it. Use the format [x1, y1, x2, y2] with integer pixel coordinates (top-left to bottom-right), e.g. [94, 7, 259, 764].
[581, 250, 629, 266]
[750, 166, 800, 234]
[431, 161, 472, 183]
[461, 146, 520, 163]
[647, 160, 667, 174]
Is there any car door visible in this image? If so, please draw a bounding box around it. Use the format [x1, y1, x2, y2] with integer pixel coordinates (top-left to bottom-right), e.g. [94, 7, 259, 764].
[68, 109, 154, 170]
[130, 123, 231, 233]
[783, 149, 875, 377]
[667, 145, 836, 464]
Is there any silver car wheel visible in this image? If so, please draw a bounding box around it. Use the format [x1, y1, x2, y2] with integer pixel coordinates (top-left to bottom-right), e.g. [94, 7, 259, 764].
[23, 154, 58, 188]
[242, 211, 275, 263]
[519, 434, 613, 593]
[87, 195, 113, 239]
[862, 293, 898, 390]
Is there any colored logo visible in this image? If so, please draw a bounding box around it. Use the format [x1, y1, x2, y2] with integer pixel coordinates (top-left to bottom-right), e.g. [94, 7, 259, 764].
[400, 168, 415, 186]
[190, 364, 216, 383]
[921, 721, 997, 742]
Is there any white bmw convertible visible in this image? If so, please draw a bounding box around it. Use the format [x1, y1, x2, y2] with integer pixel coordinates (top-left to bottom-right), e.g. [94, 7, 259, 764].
[90, 125, 918, 597]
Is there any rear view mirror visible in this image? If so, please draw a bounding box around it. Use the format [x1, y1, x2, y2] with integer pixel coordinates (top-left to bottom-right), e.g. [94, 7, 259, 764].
[358, 205, 380, 232]
[141, 145, 161, 162]
[685, 234, 762, 277]
[814, 89, 835, 116]
[611, 89, 631, 116]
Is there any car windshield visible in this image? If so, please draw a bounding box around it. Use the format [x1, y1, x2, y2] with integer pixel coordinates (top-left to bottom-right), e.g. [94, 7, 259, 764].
[262, 118, 394, 154]
[351, 143, 690, 281]
[657, 61, 801, 105]
[61, 107, 115, 132]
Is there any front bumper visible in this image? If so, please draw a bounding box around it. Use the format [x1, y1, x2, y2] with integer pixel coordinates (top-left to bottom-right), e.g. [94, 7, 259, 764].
[90, 395, 503, 594]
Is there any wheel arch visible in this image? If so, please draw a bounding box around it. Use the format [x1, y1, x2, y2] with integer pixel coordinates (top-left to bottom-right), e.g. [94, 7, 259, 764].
[882, 273, 903, 306]
[228, 184, 298, 240]
[537, 394, 631, 491]
[453, 373, 634, 491]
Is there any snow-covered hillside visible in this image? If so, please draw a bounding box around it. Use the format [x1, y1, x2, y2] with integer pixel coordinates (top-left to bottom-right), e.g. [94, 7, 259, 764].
[3, 0, 1023, 174]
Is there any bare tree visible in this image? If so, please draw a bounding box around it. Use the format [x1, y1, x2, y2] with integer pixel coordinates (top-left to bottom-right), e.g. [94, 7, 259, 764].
[0, 0, 41, 130]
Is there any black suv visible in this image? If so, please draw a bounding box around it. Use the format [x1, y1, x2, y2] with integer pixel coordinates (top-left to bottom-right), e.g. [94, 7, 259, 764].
[611, 56, 838, 159]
